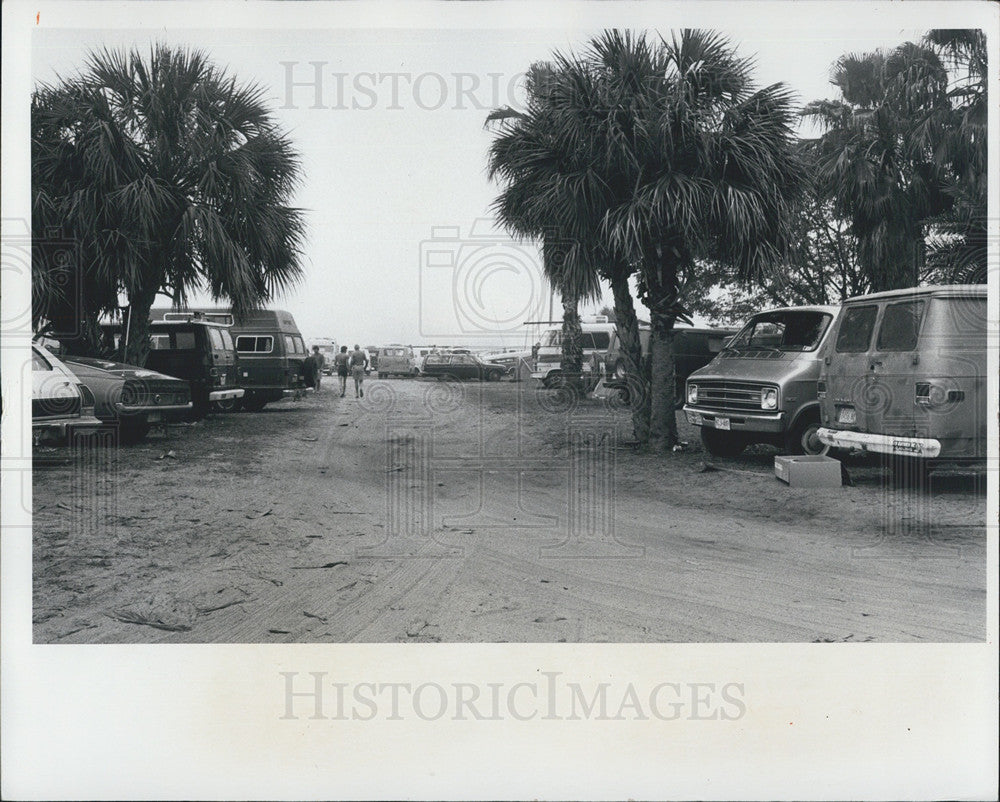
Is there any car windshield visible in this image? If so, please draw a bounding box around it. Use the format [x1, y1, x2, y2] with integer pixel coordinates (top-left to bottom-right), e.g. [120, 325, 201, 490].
[725, 311, 832, 353]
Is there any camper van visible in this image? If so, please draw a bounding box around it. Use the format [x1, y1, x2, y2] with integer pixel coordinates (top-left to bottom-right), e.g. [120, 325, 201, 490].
[532, 320, 616, 388]
[684, 305, 841, 456]
[152, 308, 308, 411]
[816, 285, 987, 478]
[377, 344, 418, 377]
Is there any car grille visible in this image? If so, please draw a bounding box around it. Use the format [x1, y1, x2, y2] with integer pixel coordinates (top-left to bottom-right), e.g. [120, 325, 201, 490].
[690, 381, 772, 412]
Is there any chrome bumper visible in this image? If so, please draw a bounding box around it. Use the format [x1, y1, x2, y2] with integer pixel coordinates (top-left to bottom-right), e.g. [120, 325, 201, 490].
[209, 388, 245, 402]
[683, 406, 785, 434]
[817, 428, 942, 459]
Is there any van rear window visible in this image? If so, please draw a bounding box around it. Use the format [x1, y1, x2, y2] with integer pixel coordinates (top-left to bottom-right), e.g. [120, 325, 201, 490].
[876, 300, 925, 351]
[835, 305, 878, 353]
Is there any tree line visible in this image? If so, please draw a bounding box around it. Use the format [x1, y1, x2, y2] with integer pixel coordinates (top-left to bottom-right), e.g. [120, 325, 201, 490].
[485, 29, 986, 449]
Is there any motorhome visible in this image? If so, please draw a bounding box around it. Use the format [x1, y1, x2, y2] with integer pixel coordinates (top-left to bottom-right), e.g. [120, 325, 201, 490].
[531, 319, 616, 388]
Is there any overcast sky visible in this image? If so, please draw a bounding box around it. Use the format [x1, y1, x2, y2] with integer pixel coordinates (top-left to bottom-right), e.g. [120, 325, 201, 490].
[30, 8, 954, 349]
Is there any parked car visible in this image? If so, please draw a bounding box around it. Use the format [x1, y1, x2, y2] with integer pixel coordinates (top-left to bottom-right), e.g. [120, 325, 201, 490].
[479, 349, 531, 379]
[106, 318, 243, 418]
[684, 305, 841, 457]
[816, 285, 987, 481]
[62, 356, 192, 443]
[377, 345, 418, 377]
[600, 324, 738, 407]
[421, 353, 506, 382]
[31, 343, 101, 444]
[151, 308, 306, 411]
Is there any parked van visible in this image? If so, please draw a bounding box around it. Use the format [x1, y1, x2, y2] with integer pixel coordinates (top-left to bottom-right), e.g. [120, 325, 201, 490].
[816, 285, 987, 476]
[377, 344, 418, 377]
[532, 321, 616, 388]
[684, 305, 841, 456]
[600, 324, 737, 406]
[106, 318, 244, 418]
[152, 308, 308, 411]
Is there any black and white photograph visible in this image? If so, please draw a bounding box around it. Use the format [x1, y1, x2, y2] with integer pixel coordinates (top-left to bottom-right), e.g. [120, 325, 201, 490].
[2, 0, 997, 798]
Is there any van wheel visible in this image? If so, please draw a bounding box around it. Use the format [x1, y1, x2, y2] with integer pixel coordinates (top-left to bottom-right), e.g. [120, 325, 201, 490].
[785, 414, 829, 456]
[486, 369, 503, 382]
[243, 396, 268, 412]
[213, 397, 242, 413]
[700, 427, 747, 457]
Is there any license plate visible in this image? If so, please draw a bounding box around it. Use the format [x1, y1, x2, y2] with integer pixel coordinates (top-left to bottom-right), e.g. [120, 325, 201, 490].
[219, 375, 226, 386]
[714, 417, 730, 431]
[837, 407, 857, 424]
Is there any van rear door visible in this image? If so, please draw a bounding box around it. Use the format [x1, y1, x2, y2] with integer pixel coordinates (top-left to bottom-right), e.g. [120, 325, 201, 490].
[825, 303, 881, 433]
[868, 297, 927, 439]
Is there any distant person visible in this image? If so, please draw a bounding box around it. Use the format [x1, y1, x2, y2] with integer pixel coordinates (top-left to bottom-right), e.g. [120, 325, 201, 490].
[310, 345, 325, 391]
[349, 344, 368, 398]
[302, 349, 318, 392]
[334, 345, 350, 397]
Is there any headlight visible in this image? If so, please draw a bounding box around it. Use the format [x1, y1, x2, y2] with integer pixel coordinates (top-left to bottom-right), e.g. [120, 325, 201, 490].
[761, 387, 778, 410]
[687, 384, 698, 404]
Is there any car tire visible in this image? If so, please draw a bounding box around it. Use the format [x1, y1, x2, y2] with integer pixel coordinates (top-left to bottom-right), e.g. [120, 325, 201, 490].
[487, 369, 502, 382]
[700, 427, 747, 457]
[784, 413, 829, 456]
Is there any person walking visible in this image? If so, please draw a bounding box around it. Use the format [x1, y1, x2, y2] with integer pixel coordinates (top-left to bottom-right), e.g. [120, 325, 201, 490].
[334, 345, 350, 397]
[349, 344, 368, 398]
[310, 345, 325, 391]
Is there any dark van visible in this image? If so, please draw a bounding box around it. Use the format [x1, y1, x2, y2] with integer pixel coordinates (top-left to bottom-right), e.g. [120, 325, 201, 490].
[817, 285, 987, 480]
[601, 324, 738, 406]
[152, 308, 308, 411]
[105, 318, 243, 418]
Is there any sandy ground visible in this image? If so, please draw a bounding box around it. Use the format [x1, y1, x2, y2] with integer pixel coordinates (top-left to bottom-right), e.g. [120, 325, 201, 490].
[33, 378, 987, 643]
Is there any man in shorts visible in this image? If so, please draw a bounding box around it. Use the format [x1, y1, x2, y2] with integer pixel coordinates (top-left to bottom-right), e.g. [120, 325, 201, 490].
[310, 345, 325, 391]
[349, 344, 368, 398]
[334, 345, 350, 397]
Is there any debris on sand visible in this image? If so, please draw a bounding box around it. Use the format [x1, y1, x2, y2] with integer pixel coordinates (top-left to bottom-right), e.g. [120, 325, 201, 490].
[290, 561, 348, 570]
[697, 462, 720, 473]
[245, 508, 273, 519]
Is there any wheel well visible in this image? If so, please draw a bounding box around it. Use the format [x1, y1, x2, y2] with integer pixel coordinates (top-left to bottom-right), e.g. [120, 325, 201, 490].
[788, 403, 820, 433]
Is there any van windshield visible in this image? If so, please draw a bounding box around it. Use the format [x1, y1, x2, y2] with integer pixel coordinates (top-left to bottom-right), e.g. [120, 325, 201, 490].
[725, 311, 831, 353]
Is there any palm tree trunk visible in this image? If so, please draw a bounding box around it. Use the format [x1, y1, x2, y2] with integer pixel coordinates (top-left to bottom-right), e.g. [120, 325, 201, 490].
[560, 291, 584, 395]
[609, 273, 649, 443]
[648, 310, 678, 452]
[122, 284, 160, 367]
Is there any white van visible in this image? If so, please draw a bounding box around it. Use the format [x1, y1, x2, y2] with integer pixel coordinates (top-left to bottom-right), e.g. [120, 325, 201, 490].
[531, 321, 616, 388]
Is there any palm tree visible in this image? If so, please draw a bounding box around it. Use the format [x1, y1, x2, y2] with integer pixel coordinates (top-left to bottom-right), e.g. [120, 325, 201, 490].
[802, 41, 956, 292]
[487, 63, 605, 400]
[488, 56, 651, 439]
[594, 30, 805, 451]
[32, 44, 306, 364]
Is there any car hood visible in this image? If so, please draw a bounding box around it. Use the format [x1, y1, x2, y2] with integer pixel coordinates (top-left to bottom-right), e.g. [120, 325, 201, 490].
[64, 357, 182, 382]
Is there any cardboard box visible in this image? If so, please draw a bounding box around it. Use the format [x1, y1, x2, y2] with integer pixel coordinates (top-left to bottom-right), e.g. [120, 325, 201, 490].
[774, 455, 842, 488]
